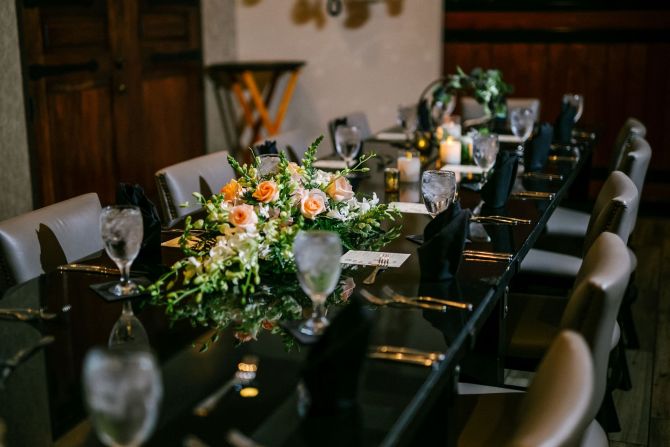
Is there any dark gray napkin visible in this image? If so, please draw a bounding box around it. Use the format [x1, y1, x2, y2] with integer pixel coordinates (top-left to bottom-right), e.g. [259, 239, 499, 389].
[301, 296, 372, 415]
[116, 183, 162, 264]
[554, 102, 577, 145]
[255, 140, 278, 156]
[417, 202, 471, 282]
[481, 151, 520, 209]
[525, 122, 554, 172]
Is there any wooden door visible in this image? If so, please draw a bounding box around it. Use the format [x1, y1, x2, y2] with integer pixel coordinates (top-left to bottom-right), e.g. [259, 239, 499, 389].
[20, 0, 204, 207]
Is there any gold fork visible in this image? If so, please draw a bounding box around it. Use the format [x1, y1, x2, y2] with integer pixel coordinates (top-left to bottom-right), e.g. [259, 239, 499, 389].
[363, 253, 390, 285]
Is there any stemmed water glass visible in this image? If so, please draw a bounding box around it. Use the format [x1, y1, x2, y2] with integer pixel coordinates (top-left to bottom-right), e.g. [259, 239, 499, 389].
[100, 205, 143, 296]
[509, 108, 535, 157]
[83, 348, 163, 447]
[334, 125, 362, 168]
[293, 231, 343, 336]
[421, 170, 457, 218]
[563, 93, 584, 123]
[472, 133, 500, 191]
[397, 104, 418, 143]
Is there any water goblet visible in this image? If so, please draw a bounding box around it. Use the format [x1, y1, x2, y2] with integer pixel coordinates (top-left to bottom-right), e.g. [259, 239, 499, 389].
[83, 348, 163, 447]
[421, 170, 457, 218]
[334, 125, 362, 168]
[509, 107, 535, 157]
[397, 104, 418, 143]
[293, 231, 343, 336]
[100, 205, 143, 296]
[472, 133, 500, 189]
[563, 93, 584, 123]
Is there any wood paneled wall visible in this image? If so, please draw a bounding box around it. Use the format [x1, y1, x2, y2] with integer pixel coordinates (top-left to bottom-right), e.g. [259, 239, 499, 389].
[443, 10, 670, 205]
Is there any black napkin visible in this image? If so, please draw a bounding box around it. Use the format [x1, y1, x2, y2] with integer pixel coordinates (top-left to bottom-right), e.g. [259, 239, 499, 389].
[417, 98, 431, 131]
[116, 183, 162, 264]
[525, 122, 554, 172]
[301, 295, 372, 415]
[481, 151, 520, 209]
[417, 202, 471, 282]
[419, 279, 469, 345]
[255, 139, 278, 156]
[554, 102, 577, 145]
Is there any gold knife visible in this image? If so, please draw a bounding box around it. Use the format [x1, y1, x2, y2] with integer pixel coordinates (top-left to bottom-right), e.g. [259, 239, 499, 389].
[57, 264, 147, 276]
[372, 345, 445, 360]
[367, 352, 439, 367]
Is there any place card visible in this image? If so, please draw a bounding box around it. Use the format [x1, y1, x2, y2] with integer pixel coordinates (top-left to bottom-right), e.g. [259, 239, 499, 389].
[313, 159, 348, 170]
[375, 132, 407, 142]
[388, 202, 430, 215]
[161, 236, 199, 248]
[341, 251, 410, 268]
[440, 164, 485, 174]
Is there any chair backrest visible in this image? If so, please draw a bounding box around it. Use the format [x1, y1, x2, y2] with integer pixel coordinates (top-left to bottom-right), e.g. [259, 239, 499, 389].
[0, 193, 102, 290]
[617, 135, 651, 196]
[610, 117, 646, 172]
[155, 151, 235, 222]
[509, 331, 594, 447]
[560, 232, 631, 421]
[327, 112, 372, 154]
[460, 97, 541, 122]
[584, 171, 639, 253]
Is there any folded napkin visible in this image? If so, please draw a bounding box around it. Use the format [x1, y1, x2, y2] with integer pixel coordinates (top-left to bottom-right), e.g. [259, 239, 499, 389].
[301, 295, 372, 415]
[554, 102, 577, 145]
[116, 183, 162, 264]
[419, 280, 468, 344]
[417, 202, 471, 282]
[255, 139, 279, 156]
[524, 122, 553, 172]
[481, 151, 520, 209]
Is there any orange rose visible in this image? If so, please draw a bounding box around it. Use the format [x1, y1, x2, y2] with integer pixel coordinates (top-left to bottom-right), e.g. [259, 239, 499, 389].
[220, 179, 241, 203]
[228, 204, 258, 231]
[326, 176, 354, 202]
[252, 180, 279, 203]
[300, 189, 327, 219]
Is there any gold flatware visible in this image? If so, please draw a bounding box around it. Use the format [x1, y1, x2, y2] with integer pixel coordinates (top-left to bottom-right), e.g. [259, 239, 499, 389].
[522, 172, 564, 181]
[470, 215, 532, 225]
[57, 264, 146, 276]
[371, 345, 445, 360]
[462, 250, 513, 260]
[360, 289, 446, 312]
[381, 286, 473, 311]
[0, 305, 70, 322]
[548, 155, 578, 162]
[367, 351, 440, 367]
[1, 336, 55, 387]
[509, 191, 555, 200]
[362, 253, 390, 285]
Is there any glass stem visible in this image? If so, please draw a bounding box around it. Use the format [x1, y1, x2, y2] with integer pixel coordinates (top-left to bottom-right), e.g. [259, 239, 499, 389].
[122, 301, 134, 316]
[118, 261, 131, 287]
[311, 298, 326, 322]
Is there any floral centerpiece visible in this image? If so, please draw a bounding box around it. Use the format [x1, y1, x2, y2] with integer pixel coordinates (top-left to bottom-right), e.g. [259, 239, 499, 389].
[147, 136, 401, 349]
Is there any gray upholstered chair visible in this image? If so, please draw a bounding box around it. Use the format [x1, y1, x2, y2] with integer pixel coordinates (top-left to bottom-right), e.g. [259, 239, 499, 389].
[610, 117, 646, 172]
[327, 111, 372, 155]
[460, 97, 541, 127]
[0, 193, 102, 291]
[456, 331, 600, 447]
[155, 150, 236, 223]
[254, 128, 322, 163]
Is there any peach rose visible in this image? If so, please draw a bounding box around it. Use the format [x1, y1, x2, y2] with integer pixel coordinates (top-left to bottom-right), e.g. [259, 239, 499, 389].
[220, 179, 241, 203]
[300, 189, 327, 219]
[326, 176, 354, 202]
[229, 204, 258, 231]
[252, 180, 279, 203]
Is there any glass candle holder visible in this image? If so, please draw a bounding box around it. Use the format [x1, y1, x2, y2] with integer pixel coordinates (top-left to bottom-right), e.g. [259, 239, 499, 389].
[384, 168, 400, 193]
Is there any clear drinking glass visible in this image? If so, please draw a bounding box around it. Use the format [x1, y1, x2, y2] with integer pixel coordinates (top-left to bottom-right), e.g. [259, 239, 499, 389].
[293, 231, 343, 336]
[83, 348, 162, 447]
[397, 104, 418, 142]
[421, 170, 457, 218]
[563, 93, 584, 123]
[509, 107, 535, 156]
[472, 134, 500, 187]
[334, 125, 362, 167]
[100, 206, 143, 296]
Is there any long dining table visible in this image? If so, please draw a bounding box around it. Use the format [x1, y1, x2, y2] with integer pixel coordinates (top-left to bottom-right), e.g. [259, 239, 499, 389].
[0, 135, 593, 447]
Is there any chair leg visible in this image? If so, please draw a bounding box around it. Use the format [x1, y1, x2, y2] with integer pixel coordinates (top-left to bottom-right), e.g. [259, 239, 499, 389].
[610, 338, 633, 391]
[596, 388, 622, 433]
[620, 275, 640, 349]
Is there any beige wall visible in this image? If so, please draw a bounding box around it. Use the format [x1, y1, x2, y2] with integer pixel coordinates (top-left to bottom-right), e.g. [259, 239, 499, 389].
[0, 1, 33, 219]
[203, 0, 443, 154]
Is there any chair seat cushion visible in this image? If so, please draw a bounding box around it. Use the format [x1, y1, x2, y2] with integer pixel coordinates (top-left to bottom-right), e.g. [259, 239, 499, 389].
[455, 390, 523, 446]
[506, 294, 566, 360]
[520, 248, 582, 278]
[546, 206, 590, 238]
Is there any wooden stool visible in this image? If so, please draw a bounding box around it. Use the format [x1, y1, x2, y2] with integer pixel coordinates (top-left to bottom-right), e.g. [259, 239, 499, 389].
[207, 61, 305, 155]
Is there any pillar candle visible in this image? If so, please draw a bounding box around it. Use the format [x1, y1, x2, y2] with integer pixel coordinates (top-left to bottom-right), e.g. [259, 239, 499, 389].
[397, 152, 421, 183]
[439, 137, 461, 165]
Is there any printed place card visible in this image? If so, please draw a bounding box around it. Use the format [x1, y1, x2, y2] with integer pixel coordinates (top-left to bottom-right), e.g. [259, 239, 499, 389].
[312, 159, 348, 170]
[340, 251, 410, 268]
[161, 236, 199, 248]
[375, 132, 407, 142]
[388, 202, 430, 215]
[440, 164, 485, 174]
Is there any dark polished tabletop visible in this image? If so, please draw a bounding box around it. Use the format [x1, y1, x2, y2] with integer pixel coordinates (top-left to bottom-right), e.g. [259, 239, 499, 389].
[0, 138, 591, 447]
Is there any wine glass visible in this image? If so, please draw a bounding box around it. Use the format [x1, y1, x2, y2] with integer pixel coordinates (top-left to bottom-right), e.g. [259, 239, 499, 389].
[100, 206, 143, 296]
[421, 170, 457, 218]
[83, 348, 163, 447]
[293, 231, 343, 336]
[108, 301, 150, 350]
[563, 93, 584, 123]
[397, 104, 418, 142]
[509, 108, 535, 156]
[334, 125, 362, 168]
[472, 133, 500, 189]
